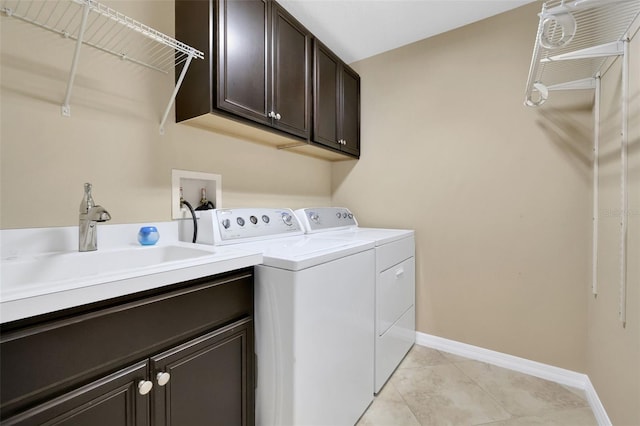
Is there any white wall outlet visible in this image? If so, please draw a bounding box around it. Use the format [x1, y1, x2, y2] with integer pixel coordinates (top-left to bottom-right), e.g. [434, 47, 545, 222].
[171, 169, 222, 220]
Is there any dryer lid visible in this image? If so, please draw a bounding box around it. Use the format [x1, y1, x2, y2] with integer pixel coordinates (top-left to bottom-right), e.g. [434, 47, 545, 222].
[232, 235, 374, 271]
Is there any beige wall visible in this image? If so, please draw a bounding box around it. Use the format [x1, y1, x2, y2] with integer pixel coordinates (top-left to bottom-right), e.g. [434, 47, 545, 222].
[331, 3, 639, 423]
[333, 2, 592, 372]
[0, 0, 331, 229]
[587, 29, 640, 425]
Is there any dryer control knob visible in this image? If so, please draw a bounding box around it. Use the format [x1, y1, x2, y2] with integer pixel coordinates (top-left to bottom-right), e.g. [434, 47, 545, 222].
[221, 219, 231, 229]
[282, 213, 293, 226]
[310, 212, 320, 223]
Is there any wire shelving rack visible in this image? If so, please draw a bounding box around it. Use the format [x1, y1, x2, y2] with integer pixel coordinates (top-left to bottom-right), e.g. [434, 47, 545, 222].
[525, 0, 640, 106]
[524, 0, 640, 327]
[1, 0, 205, 134]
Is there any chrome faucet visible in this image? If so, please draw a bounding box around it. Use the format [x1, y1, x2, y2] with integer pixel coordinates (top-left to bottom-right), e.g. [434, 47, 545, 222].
[79, 183, 111, 252]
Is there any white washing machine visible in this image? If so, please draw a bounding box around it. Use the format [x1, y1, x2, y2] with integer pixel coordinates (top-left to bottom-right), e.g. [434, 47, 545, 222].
[295, 207, 415, 394]
[187, 208, 375, 426]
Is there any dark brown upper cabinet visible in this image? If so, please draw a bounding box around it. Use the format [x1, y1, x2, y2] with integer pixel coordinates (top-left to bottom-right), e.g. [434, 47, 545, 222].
[313, 40, 361, 157]
[216, 0, 270, 125]
[175, 0, 311, 141]
[271, 3, 312, 139]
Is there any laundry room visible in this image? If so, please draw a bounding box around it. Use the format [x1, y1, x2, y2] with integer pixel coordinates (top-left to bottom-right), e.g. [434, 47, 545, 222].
[0, 0, 638, 425]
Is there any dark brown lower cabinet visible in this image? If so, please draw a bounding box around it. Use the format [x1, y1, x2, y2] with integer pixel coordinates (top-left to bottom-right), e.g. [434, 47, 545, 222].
[2, 361, 149, 426]
[151, 319, 254, 426]
[0, 269, 255, 426]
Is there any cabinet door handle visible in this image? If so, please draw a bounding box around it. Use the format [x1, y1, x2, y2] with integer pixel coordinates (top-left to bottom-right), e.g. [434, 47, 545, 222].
[268, 111, 275, 118]
[156, 372, 171, 386]
[395, 268, 404, 278]
[275, 113, 281, 120]
[138, 380, 153, 395]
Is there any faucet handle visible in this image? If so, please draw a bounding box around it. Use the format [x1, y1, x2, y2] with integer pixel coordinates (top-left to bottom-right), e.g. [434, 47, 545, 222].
[94, 207, 111, 222]
[80, 182, 96, 213]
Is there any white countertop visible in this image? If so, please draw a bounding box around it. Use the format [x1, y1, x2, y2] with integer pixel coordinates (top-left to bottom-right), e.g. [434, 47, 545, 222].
[0, 222, 262, 324]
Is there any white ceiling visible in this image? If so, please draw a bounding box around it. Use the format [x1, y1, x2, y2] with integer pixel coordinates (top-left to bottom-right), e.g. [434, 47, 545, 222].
[278, 0, 536, 64]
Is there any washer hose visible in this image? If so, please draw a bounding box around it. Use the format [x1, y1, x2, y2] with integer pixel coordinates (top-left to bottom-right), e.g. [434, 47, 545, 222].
[181, 199, 198, 243]
[195, 200, 214, 211]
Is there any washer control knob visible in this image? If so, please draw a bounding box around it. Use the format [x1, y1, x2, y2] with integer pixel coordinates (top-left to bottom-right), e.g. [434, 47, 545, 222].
[282, 213, 293, 226]
[262, 215, 270, 223]
[221, 219, 231, 229]
[336, 212, 341, 218]
[348, 213, 354, 219]
[309, 212, 320, 223]
[250, 215, 258, 225]
[237, 217, 245, 227]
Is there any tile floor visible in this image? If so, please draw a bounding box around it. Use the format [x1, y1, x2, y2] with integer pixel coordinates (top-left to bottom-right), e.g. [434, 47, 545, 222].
[357, 346, 598, 426]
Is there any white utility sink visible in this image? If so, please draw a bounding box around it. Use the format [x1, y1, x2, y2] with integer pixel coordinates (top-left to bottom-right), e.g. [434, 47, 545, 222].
[0, 224, 263, 324]
[1, 245, 214, 296]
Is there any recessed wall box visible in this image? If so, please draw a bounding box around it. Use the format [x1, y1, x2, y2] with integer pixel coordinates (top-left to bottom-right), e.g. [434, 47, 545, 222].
[171, 169, 222, 220]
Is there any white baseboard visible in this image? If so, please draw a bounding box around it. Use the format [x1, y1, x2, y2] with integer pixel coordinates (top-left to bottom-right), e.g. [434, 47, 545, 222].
[415, 332, 611, 426]
[584, 376, 612, 426]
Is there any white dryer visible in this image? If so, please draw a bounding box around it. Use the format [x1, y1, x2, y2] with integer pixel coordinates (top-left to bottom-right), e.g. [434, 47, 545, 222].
[295, 207, 415, 394]
[190, 208, 375, 426]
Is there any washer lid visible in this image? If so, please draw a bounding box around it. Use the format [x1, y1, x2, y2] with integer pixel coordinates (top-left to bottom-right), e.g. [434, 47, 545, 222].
[231, 235, 374, 271]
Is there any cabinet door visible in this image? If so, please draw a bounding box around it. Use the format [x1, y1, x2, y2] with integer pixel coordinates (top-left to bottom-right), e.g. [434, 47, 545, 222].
[271, 4, 311, 139]
[313, 41, 340, 149]
[340, 65, 360, 157]
[151, 318, 255, 426]
[217, 0, 270, 124]
[2, 361, 149, 426]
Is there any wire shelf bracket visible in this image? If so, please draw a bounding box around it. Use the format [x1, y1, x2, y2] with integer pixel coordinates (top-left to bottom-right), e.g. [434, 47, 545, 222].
[1, 0, 204, 134]
[547, 77, 597, 91]
[540, 41, 624, 63]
